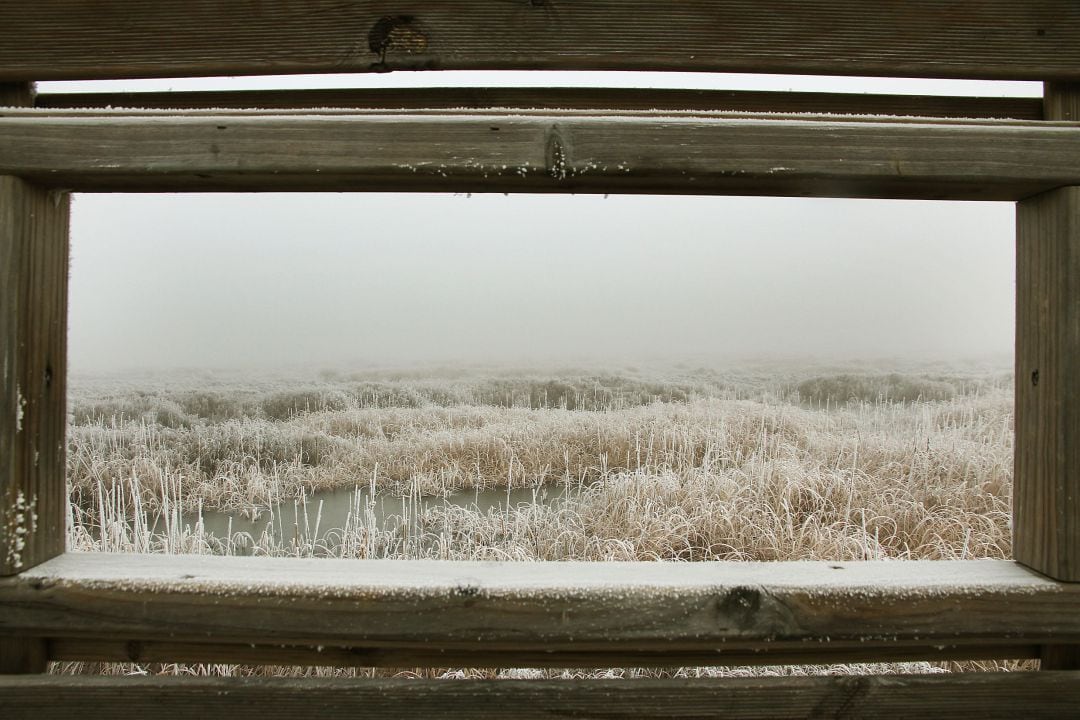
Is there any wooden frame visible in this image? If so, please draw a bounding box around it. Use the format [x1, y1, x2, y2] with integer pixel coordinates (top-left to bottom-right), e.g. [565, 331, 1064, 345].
[2, 2, 1080, 714]
[1, 1, 1079, 81]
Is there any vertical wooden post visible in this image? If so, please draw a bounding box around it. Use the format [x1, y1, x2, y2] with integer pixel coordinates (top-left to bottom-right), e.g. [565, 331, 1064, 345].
[1015, 81, 1080, 587]
[1040, 646, 1080, 671]
[0, 638, 48, 674]
[1044, 82, 1080, 122]
[0, 182, 70, 575]
[1018, 84, 1080, 670]
[0, 80, 69, 578]
[0, 81, 64, 674]
[0, 82, 34, 107]
[1015, 184, 1080, 583]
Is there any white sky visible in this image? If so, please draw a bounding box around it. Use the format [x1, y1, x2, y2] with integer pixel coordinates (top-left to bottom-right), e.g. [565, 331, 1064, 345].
[42, 72, 1037, 372]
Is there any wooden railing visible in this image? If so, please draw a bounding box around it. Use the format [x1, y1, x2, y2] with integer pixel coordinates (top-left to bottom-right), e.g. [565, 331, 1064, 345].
[2, 2, 1080, 716]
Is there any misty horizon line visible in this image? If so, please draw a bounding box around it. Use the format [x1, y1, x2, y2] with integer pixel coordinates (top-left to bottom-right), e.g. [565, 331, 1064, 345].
[67, 351, 1015, 379]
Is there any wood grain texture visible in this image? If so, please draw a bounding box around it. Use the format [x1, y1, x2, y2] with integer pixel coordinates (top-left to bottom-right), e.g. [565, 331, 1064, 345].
[1046, 82, 1080, 121]
[46, 638, 1039, 670]
[0, 1, 1079, 82]
[0, 83, 33, 107]
[1022, 85, 1080, 661]
[1, 111, 1078, 200]
[3, 674, 1080, 719]
[2, 555, 1079, 664]
[1015, 182, 1080, 581]
[0, 637, 46, 674]
[34, 88, 1045, 121]
[0, 176, 69, 577]
[1041, 645, 1080, 670]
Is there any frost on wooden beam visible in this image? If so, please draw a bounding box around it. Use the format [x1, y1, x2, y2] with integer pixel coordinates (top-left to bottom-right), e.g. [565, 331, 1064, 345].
[1015, 186, 1080, 583]
[1, 555, 1078, 666]
[4, 674, 1080, 720]
[0, 1, 1079, 81]
[1015, 84, 1080, 584]
[0, 176, 69, 578]
[0, 111, 1079, 200]
[0, 85, 68, 583]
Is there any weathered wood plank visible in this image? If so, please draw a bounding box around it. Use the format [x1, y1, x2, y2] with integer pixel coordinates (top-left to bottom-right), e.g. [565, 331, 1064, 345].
[1014, 82, 1080, 583]
[1041, 645, 1080, 670]
[0, 83, 40, 572]
[0, 81, 63, 577]
[0, 170, 69, 575]
[1, 555, 1078, 663]
[46, 637, 1039, 669]
[1045, 82, 1080, 121]
[34, 88, 1045, 121]
[1, 1, 1079, 82]
[1014, 187, 1080, 580]
[3, 674, 1080, 719]
[1023, 129, 1080, 643]
[0, 111, 1078, 199]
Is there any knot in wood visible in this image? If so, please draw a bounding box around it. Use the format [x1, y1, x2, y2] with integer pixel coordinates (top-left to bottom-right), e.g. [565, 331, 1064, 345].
[368, 16, 428, 59]
[718, 585, 763, 628]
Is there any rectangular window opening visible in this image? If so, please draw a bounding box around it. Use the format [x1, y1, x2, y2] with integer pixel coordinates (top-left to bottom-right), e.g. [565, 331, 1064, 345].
[66, 192, 1016, 567]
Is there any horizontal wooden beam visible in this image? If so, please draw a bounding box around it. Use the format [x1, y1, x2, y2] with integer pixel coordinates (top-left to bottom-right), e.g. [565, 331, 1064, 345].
[1, 555, 1078, 667]
[1, 111, 1078, 199]
[4, 674, 1080, 719]
[34, 88, 1046, 121]
[1, 1, 1079, 82]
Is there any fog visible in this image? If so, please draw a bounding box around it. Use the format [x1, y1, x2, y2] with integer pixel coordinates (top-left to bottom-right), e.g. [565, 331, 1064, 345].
[52, 72, 1025, 373]
[67, 193, 1014, 372]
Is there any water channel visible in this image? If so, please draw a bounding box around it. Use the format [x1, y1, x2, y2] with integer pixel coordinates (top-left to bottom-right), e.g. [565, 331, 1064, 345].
[181, 484, 555, 553]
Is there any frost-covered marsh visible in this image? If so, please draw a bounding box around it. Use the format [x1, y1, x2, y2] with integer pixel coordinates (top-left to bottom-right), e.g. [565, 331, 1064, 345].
[66, 361, 1013, 562]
